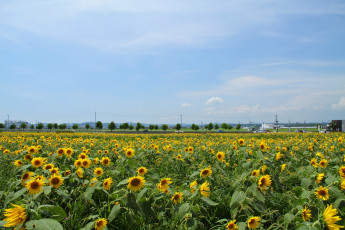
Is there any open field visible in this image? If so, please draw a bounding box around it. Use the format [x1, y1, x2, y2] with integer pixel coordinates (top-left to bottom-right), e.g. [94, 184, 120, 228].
[1, 132, 345, 229]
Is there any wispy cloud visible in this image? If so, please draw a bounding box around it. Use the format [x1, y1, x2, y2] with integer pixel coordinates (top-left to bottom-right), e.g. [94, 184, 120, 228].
[206, 97, 224, 105]
[332, 97, 345, 110]
[181, 103, 191, 107]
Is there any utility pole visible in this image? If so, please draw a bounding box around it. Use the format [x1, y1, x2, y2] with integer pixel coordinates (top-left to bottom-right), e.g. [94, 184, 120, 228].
[275, 113, 278, 132]
[288, 120, 291, 132]
[304, 120, 306, 132]
[95, 112, 96, 130]
[180, 115, 182, 127]
[7, 114, 9, 130]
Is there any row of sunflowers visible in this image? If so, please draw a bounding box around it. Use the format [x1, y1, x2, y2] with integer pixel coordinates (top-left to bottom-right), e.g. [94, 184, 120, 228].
[0, 132, 345, 229]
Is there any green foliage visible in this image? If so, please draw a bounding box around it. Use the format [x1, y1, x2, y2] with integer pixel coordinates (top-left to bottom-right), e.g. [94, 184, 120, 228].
[236, 124, 241, 130]
[108, 121, 116, 131]
[20, 122, 27, 130]
[96, 121, 103, 129]
[175, 123, 181, 130]
[161, 124, 168, 131]
[47, 123, 53, 130]
[37, 123, 44, 130]
[72, 124, 79, 130]
[85, 123, 90, 129]
[10, 124, 16, 129]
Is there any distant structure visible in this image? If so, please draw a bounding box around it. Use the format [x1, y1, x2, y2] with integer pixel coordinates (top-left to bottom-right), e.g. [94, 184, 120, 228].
[329, 120, 345, 132]
[4, 120, 30, 128]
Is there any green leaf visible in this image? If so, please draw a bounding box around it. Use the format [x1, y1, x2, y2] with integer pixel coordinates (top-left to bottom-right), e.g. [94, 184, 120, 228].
[177, 203, 190, 219]
[11, 187, 27, 201]
[301, 178, 311, 189]
[38, 205, 67, 222]
[108, 204, 121, 222]
[301, 190, 312, 199]
[26, 219, 63, 230]
[84, 187, 95, 201]
[250, 186, 265, 202]
[127, 192, 139, 210]
[190, 171, 200, 178]
[80, 221, 94, 230]
[0, 221, 6, 227]
[284, 213, 295, 224]
[117, 179, 129, 187]
[43, 186, 53, 195]
[201, 196, 218, 206]
[334, 198, 345, 209]
[138, 197, 155, 218]
[136, 188, 148, 202]
[325, 173, 337, 185]
[238, 222, 246, 230]
[230, 191, 246, 210]
[56, 190, 69, 200]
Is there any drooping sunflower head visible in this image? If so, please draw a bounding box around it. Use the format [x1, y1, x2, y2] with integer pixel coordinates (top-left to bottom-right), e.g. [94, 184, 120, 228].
[127, 176, 145, 192]
[26, 178, 45, 195]
[226, 220, 238, 230]
[247, 216, 260, 230]
[339, 166, 345, 178]
[258, 175, 272, 192]
[324, 204, 344, 230]
[14, 160, 24, 167]
[200, 167, 212, 178]
[137, 167, 147, 176]
[171, 192, 183, 205]
[3, 203, 27, 228]
[95, 218, 107, 230]
[315, 186, 329, 200]
[90, 177, 98, 187]
[77, 168, 84, 178]
[190, 180, 198, 193]
[251, 169, 260, 177]
[94, 167, 104, 177]
[103, 177, 113, 190]
[301, 206, 312, 222]
[316, 173, 325, 184]
[200, 181, 210, 197]
[49, 174, 64, 188]
[311, 158, 319, 168]
[21, 172, 34, 185]
[319, 159, 327, 168]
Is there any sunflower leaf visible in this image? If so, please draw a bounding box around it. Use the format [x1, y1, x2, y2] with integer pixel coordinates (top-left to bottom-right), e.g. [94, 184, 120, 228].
[38, 205, 67, 221]
[201, 197, 219, 206]
[136, 188, 148, 202]
[117, 179, 129, 187]
[26, 219, 63, 230]
[108, 204, 121, 222]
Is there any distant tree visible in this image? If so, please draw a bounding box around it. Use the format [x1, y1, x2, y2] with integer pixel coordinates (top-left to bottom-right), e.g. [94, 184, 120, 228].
[228, 124, 233, 130]
[119, 124, 124, 130]
[236, 124, 241, 130]
[136, 122, 142, 131]
[207, 123, 213, 130]
[96, 121, 103, 129]
[122, 122, 129, 130]
[215, 124, 219, 130]
[59, 124, 66, 129]
[20, 122, 27, 130]
[47, 123, 53, 130]
[175, 123, 181, 130]
[194, 125, 200, 131]
[108, 121, 116, 131]
[191, 124, 196, 130]
[72, 124, 79, 130]
[221, 123, 228, 130]
[10, 124, 16, 129]
[53, 123, 58, 129]
[161, 124, 168, 131]
[30, 124, 34, 129]
[36, 123, 44, 130]
[0, 123, 5, 129]
[204, 124, 208, 130]
[85, 124, 90, 130]
[129, 125, 134, 130]
[149, 125, 154, 130]
[154, 125, 159, 130]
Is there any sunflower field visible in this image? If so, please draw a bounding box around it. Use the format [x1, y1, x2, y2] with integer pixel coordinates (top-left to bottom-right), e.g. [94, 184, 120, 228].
[0, 132, 345, 230]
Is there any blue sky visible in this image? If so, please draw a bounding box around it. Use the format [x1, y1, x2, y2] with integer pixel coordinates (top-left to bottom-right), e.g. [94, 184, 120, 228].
[1, 0, 345, 125]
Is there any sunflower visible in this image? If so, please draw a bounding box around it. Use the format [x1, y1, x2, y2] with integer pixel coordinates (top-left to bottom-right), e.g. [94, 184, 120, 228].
[311, 158, 319, 168]
[125, 149, 135, 158]
[65, 148, 73, 158]
[77, 168, 84, 178]
[339, 166, 345, 179]
[258, 175, 272, 192]
[238, 139, 245, 146]
[103, 177, 113, 190]
[95, 218, 107, 230]
[200, 167, 212, 178]
[82, 159, 92, 168]
[21, 172, 34, 186]
[94, 167, 104, 177]
[90, 177, 98, 187]
[31, 157, 46, 168]
[171, 192, 183, 205]
[200, 181, 210, 197]
[14, 160, 24, 167]
[281, 164, 286, 172]
[128, 176, 145, 192]
[341, 180, 345, 191]
[316, 173, 325, 184]
[324, 204, 344, 230]
[26, 178, 45, 195]
[319, 159, 328, 168]
[226, 220, 239, 230]
[24, 154, 33, 162]
[137, 167, 147, 176]
[78, 153, 88, 160]
[3, 203, 26, 228]
[43, 163, 54, 170]
[93, 157, 99, 164]
[176, 154, 184, 161]
[49, 167, 60, 175]
[64, 170, 71, 176]
[247, 217, 260, 230]
[101, 157, 111, 166]
[216, 152, 225, 161]
[190, 180, 198, 193]
[28, 146, 37, 154]
[251, 169, 260, 177]
[74, 159, 82, 168]
[261, 165, 267, 174]
[157, 178, 172, 192]
[315, 186, 329, 200]
[49, 174, 64, 188]
[56, 148, 65, 157]
[275, 152, 283, 161]
[259, 143, 266, 151]
[302, 206, 312, 221]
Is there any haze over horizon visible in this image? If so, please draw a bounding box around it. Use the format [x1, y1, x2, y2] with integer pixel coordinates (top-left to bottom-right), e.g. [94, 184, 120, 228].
[1, 0, 345, 125]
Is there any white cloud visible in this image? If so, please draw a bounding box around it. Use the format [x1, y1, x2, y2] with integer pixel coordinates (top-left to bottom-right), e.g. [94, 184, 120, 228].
[206, 97, 224, 105]
[332, 97, 345, 110]
[181, 103, 191, 107]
